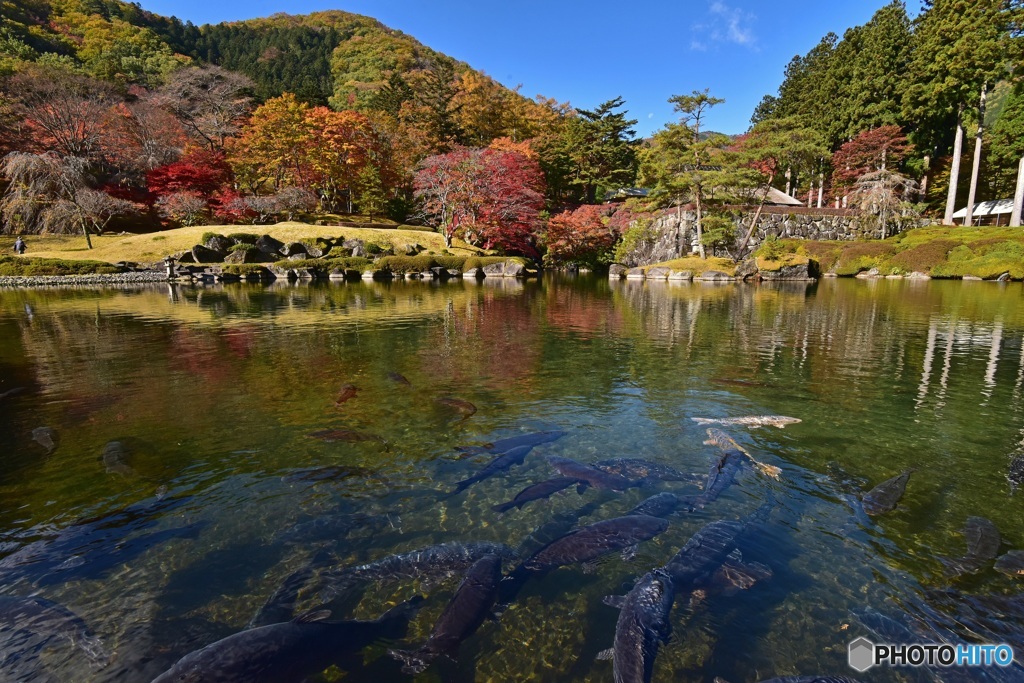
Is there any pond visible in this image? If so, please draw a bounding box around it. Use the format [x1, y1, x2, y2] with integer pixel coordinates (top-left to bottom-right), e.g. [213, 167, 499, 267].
[0, 276, 1022, 682]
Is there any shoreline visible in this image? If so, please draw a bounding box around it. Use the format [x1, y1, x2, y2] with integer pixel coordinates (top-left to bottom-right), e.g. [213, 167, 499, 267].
[0, 272, 169, 288]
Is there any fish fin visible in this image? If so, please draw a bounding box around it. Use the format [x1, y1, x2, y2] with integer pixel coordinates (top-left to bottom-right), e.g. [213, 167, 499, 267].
[576, 481, 590, 494]
[602, 595, 626, 609]
[294, 609, 332, 624]
[491, 501, 514, 514]
[726, 549, 743, 562]
[388, 648, 431, 675]
[596, 648, 615, 661]
[691, 418, 712, 425]
[621, 544, 639, 561]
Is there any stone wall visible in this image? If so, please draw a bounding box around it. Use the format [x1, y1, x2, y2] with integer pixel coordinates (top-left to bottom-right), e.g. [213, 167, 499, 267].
[619, 206, 909, 266]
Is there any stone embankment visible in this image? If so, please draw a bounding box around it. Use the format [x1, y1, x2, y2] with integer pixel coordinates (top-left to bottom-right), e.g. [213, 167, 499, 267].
[609, 258, 818, 282]
[0, 272, 169, 288]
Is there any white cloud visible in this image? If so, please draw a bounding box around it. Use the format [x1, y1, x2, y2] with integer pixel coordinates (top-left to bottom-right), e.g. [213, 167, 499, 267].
[690, 1, 757, 51]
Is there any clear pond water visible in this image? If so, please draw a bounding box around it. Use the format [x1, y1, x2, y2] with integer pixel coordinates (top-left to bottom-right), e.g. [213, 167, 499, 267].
[1, 275, 1023, 682]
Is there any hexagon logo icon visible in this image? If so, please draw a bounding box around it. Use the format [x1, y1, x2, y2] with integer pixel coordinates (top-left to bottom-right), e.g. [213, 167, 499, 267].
[849, 636, 876, 672]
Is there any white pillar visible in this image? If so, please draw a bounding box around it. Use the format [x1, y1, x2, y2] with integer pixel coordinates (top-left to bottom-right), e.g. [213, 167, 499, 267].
[1011, 156, 1024, 227]
[817, 172, 824, 208]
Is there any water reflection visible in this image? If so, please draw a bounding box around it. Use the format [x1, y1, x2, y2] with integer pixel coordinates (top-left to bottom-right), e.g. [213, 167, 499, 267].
[0, 278, 1023, 681]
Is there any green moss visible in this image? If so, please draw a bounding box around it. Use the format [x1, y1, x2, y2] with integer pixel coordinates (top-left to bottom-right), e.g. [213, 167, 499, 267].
[201, 231, 226, 244]
[0, 256, 122, 276]
[375, 254, 439, 273]
[228, 232, 261, 244]
[222, 264, 272, 277]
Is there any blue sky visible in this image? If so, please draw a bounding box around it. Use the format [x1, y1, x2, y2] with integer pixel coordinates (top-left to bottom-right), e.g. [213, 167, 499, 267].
[139, 0, 918, 137]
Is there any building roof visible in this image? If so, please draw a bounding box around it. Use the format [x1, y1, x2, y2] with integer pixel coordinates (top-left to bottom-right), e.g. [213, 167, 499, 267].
[603, 188, 649, 201]
[952, 199, 1014, 218]
[734, 186, 804, 207]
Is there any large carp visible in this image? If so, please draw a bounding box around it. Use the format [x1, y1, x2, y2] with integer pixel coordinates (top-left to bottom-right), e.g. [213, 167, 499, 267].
[597, 568, 675, 683]
[151, 598, 423, 682]
[861, 470, 912, 516]
[389, 554, 502, 674]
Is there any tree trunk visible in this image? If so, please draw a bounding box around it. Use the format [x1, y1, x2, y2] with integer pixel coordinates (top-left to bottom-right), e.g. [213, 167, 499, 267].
[695, 186, 706, 259]
[81, 222, 92, 249]
[964, 85, 987, 227]
[784, 166, 792, 196]
[920, 154, 930, 200]
[817, 171, 824, 208]
[1012, 156, 1024, 227]
[736, 176, 774, 260]
[943, 110, 965, 225]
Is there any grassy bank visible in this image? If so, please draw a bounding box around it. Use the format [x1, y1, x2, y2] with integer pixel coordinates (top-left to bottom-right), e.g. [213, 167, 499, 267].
[2, 221, 481, 266]
[766, 227, 1024, 279]
[637, 256, 738, 276]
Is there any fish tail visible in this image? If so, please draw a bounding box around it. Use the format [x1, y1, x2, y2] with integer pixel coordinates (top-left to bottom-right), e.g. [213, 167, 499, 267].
[378, 595, 425, 640]
[492, 501, 515, 513]
[388, 648, 432, 674]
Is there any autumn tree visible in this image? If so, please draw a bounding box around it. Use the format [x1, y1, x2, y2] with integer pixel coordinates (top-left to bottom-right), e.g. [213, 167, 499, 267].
[850, 169, 920, 239]
[543, 204, 618, 267]
[414, 147, 545, 254]
[147, 149, 233, 198]
[831, 125, 912, 187]
[0, 152, 135, 247]
[7, 65, 117, 161]
[158, 65, 254, 151]
[228, 93, 311, 192]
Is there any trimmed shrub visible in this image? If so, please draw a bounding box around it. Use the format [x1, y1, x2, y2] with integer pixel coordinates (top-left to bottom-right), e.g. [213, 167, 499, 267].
[0, 256, 122, 276]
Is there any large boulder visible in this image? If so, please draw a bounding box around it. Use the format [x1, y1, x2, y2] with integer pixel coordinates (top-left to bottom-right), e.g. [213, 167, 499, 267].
[625, 267, 646, 279]
[482, 262, 505, 277]
[342, 238, 365, 251]
[224, 248, 263, 264]
[255, 235, 284, 255]
[192, 244, 225, 263]
[205, 235, 234, 252]
[760, 262, 818, 281]
[503, 261, 526, 277]
[855, 268, 881, 279]
[736, 259, 759, 280]
[608, 264, 627, 279]
[667, 269, 693, 281]
[696, 270, 734, 281]
[281, 242, 307, 257]
[404, 243, 424, 256]
[645, 266, 671, 280]
[907, 271, 931, 280]
[351, 245, 368, 258]
[464, 267, 483, 279]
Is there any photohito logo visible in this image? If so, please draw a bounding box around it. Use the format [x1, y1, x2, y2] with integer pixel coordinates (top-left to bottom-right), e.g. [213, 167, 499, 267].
[848, 637, 1014, 672]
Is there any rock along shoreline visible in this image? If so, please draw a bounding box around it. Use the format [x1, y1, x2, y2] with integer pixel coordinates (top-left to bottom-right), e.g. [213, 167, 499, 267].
[0, 272, 171, 288]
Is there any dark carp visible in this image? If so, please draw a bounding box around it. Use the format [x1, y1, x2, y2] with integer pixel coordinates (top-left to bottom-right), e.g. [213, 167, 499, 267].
[281, 465, 373, 483]
[452, 445, 533, 495]
[628, 492, 683, 519]
[102, 440, 136, 476]
[308, 429, 383, 444]
[334, 384, 358, 405]
[249, 549, 335, 628]
[547, 455, 635, 491]
[679, 450, 744, 511]
[456, 430, 566, 456]
[437, 397, 477, 417]
[1009, 453, 1024, 494]
[994, 550, 1024, 576]
[277, 512, 395, 545]
[389, 554, 502, 674]
[492, 477, 583, 513]
[861, 470, 912, 516]
[0, 493, 194, 584]
[594, 458, 702, 486]
[598, 568, 675, 683]
[0, 595, 110, 667]
[500, 515, 668, 604]
[31, 426, 58, 454]
[664, 501, 773, 590]
[319, 541, 517, 602]
[151, 597, 424, 683]
[943, 517, 1002, 577]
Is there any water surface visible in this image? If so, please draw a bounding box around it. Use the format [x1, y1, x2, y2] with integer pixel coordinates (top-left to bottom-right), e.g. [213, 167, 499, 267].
[1, 276, 1022, 682]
